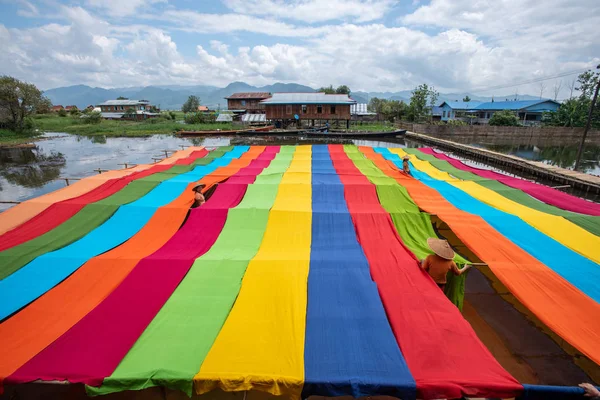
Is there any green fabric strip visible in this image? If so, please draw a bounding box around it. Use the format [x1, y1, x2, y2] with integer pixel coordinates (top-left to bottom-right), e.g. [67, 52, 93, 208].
[0, 148, 229, 280]
[87, 147, 295, 397]
[343, 145, 469, 310]
[405, 148, 600, 236]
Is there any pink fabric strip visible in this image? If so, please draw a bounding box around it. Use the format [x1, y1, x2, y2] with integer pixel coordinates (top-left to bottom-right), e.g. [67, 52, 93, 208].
[419, 148, 600, 216]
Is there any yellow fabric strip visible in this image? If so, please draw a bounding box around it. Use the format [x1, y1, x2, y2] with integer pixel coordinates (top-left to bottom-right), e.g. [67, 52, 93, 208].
[193, 146, 312, 400]
[392, 148, 600, 264]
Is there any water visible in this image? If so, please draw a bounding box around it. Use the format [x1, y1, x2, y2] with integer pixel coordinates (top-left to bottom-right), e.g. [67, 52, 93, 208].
[0, 133, 418, 211]
[470, 143, 600, 177]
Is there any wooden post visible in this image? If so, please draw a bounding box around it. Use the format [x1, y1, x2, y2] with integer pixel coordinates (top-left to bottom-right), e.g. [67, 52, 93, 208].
[574, 64, 600, 171]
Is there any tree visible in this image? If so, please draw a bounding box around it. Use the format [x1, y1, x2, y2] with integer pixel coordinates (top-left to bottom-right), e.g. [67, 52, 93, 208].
[462, 95, 471, 102]
[117, 96, 128, 100]
[317, 85, 336, 94]
[407, 83, 439, 122]
[182, 95, 200, 113]
[538, 82, 546, 99]
[124, 107, 137, 119]
[368, 97, 407, 122]
[69, 106, 80, 116]
[37, 97, 53, 114]
[543, 70, 600, 129]
[0, 76, 47, 132]
[58, 108, 67, 117]
[335, 85, 351, 95]
[552, 80, 563, 101]
[488, 110, 520, 126]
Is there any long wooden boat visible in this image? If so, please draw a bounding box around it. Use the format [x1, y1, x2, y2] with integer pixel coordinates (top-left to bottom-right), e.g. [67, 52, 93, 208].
[177, 125, 275, 136]
[303, 129, 406, 139]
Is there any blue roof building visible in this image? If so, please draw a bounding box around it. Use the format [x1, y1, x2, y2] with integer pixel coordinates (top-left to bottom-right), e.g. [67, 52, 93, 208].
[439, 101, 481, 121]
[472, 99, 560, 124]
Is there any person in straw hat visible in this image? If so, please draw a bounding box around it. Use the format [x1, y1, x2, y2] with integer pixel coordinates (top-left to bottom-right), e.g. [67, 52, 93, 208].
[402, 155, 411, 175]
[421, 237, 472, 291]
[191, 183, 207, 208]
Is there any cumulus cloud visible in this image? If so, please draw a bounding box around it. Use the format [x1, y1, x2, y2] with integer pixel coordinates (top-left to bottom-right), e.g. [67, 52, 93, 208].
[222, 0, 397, 23]
[0, 0, 598, 97]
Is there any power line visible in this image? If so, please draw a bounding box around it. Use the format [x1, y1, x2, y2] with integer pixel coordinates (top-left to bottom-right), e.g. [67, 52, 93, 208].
[468, 68, 589, 94]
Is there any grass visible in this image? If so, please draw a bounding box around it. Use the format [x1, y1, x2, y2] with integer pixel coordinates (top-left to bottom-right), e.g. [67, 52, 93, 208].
[0, 128, 43, 145]
[30, 114, 234, 137]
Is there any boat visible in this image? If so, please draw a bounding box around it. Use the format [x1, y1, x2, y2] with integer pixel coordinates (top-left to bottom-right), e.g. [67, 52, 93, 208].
[177, 125, 275, 136]
[302, 129, 406, 139]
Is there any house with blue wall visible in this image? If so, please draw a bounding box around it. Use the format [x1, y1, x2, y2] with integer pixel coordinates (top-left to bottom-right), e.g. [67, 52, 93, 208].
[472, 99, 560, 124]
[439, 101, 481, 121]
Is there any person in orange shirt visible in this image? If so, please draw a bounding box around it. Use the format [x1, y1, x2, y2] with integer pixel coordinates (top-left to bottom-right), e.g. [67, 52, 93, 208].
[421, 237, 472, 291]
[402, 155, 411, 175]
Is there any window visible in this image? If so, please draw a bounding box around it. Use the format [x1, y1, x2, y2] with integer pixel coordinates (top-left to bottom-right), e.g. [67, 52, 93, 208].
[286, 105, 292, 114]
[241, 100, 246, 106]
[301, 105, 307, 114]
[317, 105, 323, 114]
[120, 106, 124, 111]
[443, 111, 446, 118]
[330, 106, 336, 114]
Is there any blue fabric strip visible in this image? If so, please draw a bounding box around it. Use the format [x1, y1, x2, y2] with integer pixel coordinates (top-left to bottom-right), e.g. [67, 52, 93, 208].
[0, 147, 249, 320]
[375, 148, 600, 304]
[519, 384, 596, 400]
[302, 145, 416, 399]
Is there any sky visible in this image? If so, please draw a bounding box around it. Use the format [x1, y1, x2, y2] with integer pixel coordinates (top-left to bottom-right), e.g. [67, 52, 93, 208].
[0, 0, 598, 98]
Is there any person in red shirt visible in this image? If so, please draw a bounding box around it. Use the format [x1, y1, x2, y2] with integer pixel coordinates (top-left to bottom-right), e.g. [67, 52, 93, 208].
[421, 238, 472, 291]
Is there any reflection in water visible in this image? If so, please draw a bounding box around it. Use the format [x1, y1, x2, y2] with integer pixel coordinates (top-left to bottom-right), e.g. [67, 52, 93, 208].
[0, 147, 66, 189]
[479, 143, 600, 176]
[1, 132, 598, 212]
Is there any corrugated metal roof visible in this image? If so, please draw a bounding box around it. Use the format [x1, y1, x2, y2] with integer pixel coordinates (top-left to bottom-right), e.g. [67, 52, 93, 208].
[226, 92, 271, 99]
[242, 114, 267, 123]
[473, 99, 559, 111]
[351, 103, 376, 115]
[97, 100, 150, 106]
[440, 101, 481, 109]
[100, 112, 124, 119]
[261, 93, 356, 105]
[216, 113, 233, 122]
[431, 106, 443, 116]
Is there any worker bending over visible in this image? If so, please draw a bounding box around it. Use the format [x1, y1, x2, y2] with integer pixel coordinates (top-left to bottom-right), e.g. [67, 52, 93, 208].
[421, 237, 471, 291]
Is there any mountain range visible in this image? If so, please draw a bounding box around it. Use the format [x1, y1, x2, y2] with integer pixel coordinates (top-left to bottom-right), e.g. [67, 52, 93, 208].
[44, 82, 542, 110]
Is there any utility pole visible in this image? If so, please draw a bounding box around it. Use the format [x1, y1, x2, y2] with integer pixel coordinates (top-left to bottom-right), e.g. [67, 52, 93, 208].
[574, 64, 600, 171]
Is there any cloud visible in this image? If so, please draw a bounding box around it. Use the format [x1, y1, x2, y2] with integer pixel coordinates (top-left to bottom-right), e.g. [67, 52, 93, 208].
[0, 0, 598, 99]
[222, 0, 397, 23]
[153, 10, 327, 37]
[86, 0, 167, 17]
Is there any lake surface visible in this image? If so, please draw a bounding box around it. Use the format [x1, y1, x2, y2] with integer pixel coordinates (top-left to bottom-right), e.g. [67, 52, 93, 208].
[0, 132, 598, 211]
[0, 133, 417, 211]
[471, 143, 600, 176]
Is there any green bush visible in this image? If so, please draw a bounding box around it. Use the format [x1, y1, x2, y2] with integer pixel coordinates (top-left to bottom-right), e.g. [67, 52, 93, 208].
[184, 112, 217, 124]
[69, 107, 80, 116]
[82, 111, 102, 124]
[58, 109, 67, 117]
[169, 111, 176, 120]
[488, 109, 520, 126]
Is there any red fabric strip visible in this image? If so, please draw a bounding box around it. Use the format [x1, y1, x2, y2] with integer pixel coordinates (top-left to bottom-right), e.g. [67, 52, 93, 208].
[327, 144, 522, 400]
[0, 150, 209, 251]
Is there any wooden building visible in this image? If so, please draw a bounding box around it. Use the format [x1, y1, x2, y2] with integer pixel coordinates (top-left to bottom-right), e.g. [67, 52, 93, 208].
[225, 92, 271, 113]
[261, 93, 356, 128]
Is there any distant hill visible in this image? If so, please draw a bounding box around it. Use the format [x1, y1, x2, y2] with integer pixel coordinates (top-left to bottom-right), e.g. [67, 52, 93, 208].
[43, 83, 543, 110]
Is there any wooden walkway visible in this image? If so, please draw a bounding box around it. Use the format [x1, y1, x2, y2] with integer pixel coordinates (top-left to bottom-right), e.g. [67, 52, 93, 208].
[405, 131, 600, 195]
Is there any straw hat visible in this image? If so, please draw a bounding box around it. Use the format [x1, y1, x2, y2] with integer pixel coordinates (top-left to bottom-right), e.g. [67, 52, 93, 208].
[427, 238, 455, 260]
[192, 183, 206, 193]
[402, 155, 411, 161]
